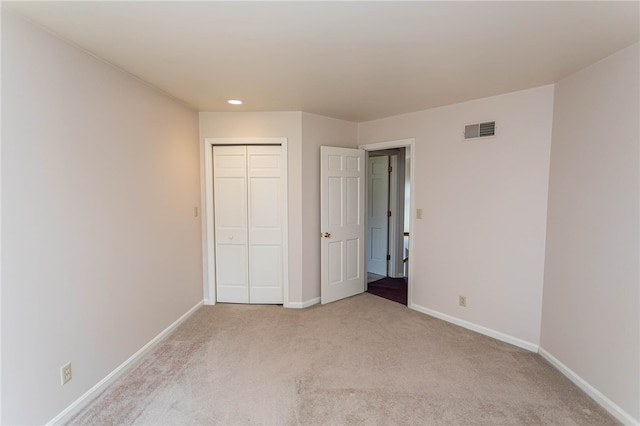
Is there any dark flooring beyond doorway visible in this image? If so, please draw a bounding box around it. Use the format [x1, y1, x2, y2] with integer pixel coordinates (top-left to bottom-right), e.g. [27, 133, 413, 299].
[367, 276, 408, 305]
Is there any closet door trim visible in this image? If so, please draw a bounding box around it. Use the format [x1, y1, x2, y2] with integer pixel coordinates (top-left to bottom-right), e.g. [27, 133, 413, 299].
[202, 138, 289, 306]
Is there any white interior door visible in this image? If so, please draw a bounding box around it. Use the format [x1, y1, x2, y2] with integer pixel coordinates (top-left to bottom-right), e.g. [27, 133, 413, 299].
[367, 155, 389, 276]
[213, 145, 249, 303]
[213, 145, 284, 304]
[247, 146, 283, 304]
[321, 146, 365, 304]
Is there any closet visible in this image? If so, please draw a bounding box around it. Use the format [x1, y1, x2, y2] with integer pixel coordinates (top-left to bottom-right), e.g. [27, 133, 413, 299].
[213, 145, 284, 304]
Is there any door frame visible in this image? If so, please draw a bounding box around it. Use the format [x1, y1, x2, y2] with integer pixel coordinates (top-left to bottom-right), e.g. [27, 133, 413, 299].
[201, 137, 289, 306]
[359, 138, 415, 305]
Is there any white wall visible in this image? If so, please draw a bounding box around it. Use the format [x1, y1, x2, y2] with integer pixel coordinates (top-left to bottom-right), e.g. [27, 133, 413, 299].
[358, 86, 554, 347]
[1, 13, 203, 425]
[199, 112, 304, 303]
[301, 113, 358, 302]
[540, 43, 639, 423]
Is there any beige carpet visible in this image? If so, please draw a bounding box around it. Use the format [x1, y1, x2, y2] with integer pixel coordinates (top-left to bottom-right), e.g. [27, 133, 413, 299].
[68, 293, 617, 425]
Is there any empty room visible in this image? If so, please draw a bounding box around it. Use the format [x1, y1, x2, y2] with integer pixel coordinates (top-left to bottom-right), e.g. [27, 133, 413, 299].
[1, 2, 638, 425]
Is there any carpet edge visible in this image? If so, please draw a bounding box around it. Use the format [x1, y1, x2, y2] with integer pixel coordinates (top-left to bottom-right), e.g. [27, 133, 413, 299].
[409, 302, 539, 352]
[46, 300, 204, 426]
[539, 347, 639, 426]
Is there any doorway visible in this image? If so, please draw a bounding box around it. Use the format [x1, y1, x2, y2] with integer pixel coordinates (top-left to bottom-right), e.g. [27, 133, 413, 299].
[361, 140, 414, 306]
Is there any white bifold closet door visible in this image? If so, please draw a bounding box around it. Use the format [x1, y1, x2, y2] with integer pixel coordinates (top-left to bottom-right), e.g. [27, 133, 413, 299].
[213, 145, 284, 304]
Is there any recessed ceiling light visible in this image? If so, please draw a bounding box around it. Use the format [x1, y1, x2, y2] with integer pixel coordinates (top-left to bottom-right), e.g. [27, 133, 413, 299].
[227, 99, 243, 105]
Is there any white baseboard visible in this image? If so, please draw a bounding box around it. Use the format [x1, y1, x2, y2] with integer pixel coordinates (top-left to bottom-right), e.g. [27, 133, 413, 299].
[285, 297, 320, 309]
[538, 348, 639, 425]
[409, 303, 539, 352]
[47, 300, 204, 425]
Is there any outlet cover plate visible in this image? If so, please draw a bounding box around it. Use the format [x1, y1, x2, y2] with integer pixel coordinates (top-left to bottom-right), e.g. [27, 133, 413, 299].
[61, 362, 72, 385]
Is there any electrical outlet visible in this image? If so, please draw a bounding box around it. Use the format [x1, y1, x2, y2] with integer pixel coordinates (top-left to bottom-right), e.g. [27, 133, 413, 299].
[61, 362, 72, 385]
[459, 296, 467, 307]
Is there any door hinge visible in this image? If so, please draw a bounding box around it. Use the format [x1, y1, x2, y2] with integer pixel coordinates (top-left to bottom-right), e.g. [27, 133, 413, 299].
[387, 254, 391, 260]
[388, 165, 393, 173]
[387, 210, 392, 217]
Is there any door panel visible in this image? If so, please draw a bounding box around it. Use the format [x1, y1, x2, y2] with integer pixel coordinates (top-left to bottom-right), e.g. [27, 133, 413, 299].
[321, 146, 365, 304]
[328, 177, 342, 226]
[247, 145, 283, 304]
[248, 178, 282, 244]
[367, 156, 389, 276]
[213, 146, 249, 303]
[346, 238, 360, 280]
[214, 246, 249, 302]
[346, 177, 360, 225]
[249, 245, 283, 304]
[328, 240, 343, 285]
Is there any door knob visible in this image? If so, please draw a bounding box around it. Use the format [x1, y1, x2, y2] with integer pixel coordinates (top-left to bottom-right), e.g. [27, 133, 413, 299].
[322, 232, 331, 238]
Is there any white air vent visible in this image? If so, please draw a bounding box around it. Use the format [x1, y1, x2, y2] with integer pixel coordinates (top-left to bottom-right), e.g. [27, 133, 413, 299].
[464, 121, 496, 139]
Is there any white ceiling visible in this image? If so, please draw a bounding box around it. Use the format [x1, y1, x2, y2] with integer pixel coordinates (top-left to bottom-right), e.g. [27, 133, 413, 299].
[5, 1, 639, 122]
